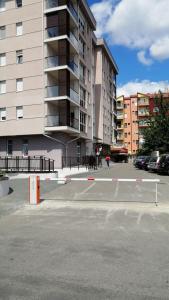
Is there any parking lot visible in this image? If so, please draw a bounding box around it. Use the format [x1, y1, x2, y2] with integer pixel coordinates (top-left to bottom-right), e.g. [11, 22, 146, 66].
[1, 163, 169, 299]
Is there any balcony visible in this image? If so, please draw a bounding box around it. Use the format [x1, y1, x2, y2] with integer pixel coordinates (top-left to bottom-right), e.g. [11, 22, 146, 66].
[117, 125, 124, 130]
[116, 113, 123, 119]
[117, 135, 124, 140]
[45, 56, 79, 77]
[69, 31, 79, 50]
[45, 26, 66, 39]
[45, 114, 79, 132]
[116, 103, 124, 109]
[45, 85, 79, 104]
[138, 98, 149, 106]
[138, 110, 149, 116]
[45, 26, 78, 51]
[45, 0, 78, 22]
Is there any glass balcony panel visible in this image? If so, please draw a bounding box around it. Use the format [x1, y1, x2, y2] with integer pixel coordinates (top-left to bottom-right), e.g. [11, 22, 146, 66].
[45, 55, 67, 68]
[69, 2, 78, 21]
[69, 60, 78, 76]
[70, 88, 79, 103]
[46, 85, 59, 97]
[69, 31, 79, 50]
[46, 0, 58, 9]
[46, 114, 79, 130]
[45, 26, 66, 39]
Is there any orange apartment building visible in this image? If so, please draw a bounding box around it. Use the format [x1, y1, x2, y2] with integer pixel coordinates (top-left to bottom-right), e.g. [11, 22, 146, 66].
[116, 92, 169, 156]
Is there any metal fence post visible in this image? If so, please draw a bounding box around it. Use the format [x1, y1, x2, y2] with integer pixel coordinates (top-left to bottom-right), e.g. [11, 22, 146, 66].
[28, 156, 30, 172]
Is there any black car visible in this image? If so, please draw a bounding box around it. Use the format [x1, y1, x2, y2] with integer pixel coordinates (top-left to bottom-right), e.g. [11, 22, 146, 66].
[158, 154, 169, 174]
[142, 156, 151, 170]
[134, 156, 149, 169]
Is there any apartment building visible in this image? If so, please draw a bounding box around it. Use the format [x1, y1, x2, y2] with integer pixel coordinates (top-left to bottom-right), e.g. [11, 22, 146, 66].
[116, 95, 138, 155]
[0, 0, 118, 167]
[116, 92, 169, 155]
[95, 39, 118, 149]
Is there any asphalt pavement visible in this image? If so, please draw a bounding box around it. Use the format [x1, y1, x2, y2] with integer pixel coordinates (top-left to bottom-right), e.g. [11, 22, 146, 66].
[0, 163, 169, 299]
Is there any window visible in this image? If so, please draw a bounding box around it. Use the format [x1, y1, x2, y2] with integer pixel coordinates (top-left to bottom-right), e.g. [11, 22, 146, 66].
[88, 70, 91, 82]
[16, 22, 23, 36]
[0, 53, 6, 66]
[0, 26, 6, 39]
[124, 133, 127, 138]
[7, 140, 13, 156]
[22, 139, 28, 156]
[0, 107, 6, 121]
[0, 80, 6, 94]
[124, 123, 127, 128]
[16, 106, 23, 119]
[0, 0, 5, 12]
[16, 78, 23, 92]
[16, 50, 23, 64]
[80, 111, 86, 132]
[80, 86, 86, 108]
[16, 0, 22, 7]
[88, 92, 91, 104]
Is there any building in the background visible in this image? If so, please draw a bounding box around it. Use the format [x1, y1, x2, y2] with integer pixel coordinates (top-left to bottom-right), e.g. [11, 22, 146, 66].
[0, 0, 118, 167]
[116, 92, 169, 156]
[116, 95, 138, 155]
[94, 38, 118, 153]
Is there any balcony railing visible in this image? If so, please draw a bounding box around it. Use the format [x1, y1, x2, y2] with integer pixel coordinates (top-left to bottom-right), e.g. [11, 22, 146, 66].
[46, 114, 79, 130]
[117, 135, 124, 140]
[45, 26, 66, 39]
[69, 31, 79, 50]
[117, 125, 124, 129]
[45, 0, 78, 22]
[69, 2, 78, 21]
[45, 56, 79, 76]
[117, 113, 123, 119]
[116, 104, 124, 109]
[45, 0, 58, 9]
[46, 85, 59, 97]
[45, 85, 79, 103]
[69, 60, 79, 76]
[70, 88, 79, 103]
[138, 111, 149, 116]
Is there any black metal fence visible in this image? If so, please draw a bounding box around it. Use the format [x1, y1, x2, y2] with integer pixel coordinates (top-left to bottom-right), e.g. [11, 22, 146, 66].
[62, 156, 102, 169]
[0, 156, 55, 173]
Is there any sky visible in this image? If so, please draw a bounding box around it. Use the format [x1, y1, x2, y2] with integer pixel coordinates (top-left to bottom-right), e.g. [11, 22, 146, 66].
[88, 0, 169, 96]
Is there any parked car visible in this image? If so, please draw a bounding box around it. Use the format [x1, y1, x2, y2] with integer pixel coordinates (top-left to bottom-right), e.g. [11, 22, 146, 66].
[134, 156, 149, 169]
[142, 156, 151, 170]
[158, 154, 169, 174]
[148, 156, 160, 172]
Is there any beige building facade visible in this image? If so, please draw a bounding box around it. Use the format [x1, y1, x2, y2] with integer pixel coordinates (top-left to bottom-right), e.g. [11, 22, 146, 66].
[0, 0, 118, 167]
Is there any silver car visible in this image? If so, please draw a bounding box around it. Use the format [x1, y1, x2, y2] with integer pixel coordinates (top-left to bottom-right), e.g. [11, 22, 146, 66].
[148, 157, 160, 172]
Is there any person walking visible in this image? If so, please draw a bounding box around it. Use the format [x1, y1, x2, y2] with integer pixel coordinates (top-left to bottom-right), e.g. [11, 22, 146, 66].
[105, 154, 111, 167]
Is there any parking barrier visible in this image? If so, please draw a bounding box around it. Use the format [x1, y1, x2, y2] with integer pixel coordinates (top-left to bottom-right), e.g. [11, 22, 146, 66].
[29, 176, 160, 206]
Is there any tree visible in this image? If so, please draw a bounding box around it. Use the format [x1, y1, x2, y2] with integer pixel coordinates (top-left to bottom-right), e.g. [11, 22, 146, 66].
[141, 91, 169, 154]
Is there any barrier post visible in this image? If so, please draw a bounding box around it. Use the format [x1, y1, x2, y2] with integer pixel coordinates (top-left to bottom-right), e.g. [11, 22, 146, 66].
[29, 176, 40, 205]
[155, 182, 158, 206]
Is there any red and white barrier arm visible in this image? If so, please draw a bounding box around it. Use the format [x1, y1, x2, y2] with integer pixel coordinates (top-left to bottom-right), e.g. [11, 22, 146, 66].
[42, 177, 160, 183]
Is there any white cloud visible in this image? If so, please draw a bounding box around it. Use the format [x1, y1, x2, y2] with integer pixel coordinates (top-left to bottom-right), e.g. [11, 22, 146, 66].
[137, 51, 153, 66]
[117, 80, 169, 97]
[91, 0, 169, 64]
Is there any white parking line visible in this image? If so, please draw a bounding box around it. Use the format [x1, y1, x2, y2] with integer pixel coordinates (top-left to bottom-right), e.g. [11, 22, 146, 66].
[137, 212, 144, 225]
[79, 182, 96, 194]
[113, 181, 119, 199]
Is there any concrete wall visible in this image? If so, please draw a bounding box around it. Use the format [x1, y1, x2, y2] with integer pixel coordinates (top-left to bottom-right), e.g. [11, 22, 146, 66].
[0, 0, 44, 137]
[0, 177, 9, 198]
[0, 134, 87, 168]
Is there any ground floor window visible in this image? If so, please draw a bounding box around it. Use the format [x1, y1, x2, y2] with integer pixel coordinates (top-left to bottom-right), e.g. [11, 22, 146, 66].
[22, 139, 28, 156]
[7, 140, 13, 156]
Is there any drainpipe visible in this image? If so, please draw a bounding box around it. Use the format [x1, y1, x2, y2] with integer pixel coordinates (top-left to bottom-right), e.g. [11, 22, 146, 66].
[43, 134, 80, 167]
